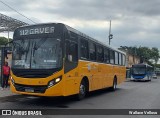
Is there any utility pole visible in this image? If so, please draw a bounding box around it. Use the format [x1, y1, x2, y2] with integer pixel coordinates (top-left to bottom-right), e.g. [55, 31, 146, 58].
[108, 20, 113, 45]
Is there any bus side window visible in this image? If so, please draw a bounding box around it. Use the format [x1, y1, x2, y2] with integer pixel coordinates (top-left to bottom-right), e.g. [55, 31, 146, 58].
[122, 54, 126, 66]
[115, 51, 119, 65]
[66, 40, 78, 62]
[110, 50, 115, 64]
[96, 45, 104, 62]
[89, 42, 96, 61]
[119, 53, 122, 65]
[80, 38, 89, 60]
[104, 48, 110, 63]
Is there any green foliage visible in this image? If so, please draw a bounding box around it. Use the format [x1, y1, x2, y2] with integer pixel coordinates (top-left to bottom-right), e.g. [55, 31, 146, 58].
[151, 47, 159, 64]
[138, 47, 152, 61]
[120, 46, 160, 65]
[155, 64, 160, 68]
[0, 37, 12, 46]
[0, 37, 8, 45]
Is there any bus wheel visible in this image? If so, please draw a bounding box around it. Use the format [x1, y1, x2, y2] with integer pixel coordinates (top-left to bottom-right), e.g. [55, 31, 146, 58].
[77, 80, 87, 100]
[110, 78, 117, 91]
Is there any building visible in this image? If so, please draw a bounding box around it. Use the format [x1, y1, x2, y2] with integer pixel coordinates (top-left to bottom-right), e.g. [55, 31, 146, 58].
[118, 48, 140, 78]
[127, 53, 140, 68]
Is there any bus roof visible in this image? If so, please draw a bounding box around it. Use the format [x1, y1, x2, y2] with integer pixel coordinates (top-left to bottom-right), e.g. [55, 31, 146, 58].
[64, 24, 125, 55]
[15, 22, 126, 55]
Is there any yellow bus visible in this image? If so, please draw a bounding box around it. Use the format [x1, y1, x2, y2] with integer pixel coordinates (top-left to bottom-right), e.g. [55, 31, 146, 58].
[10, 23, 126, 100]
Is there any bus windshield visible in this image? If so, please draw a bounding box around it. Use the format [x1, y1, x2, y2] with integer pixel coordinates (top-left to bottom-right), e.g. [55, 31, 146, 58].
[12, 38, 62, 69]
[132, 67, 146, 75]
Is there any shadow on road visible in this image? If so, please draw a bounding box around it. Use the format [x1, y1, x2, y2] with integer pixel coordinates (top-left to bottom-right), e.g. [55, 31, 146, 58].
[0, 87, 122, 108]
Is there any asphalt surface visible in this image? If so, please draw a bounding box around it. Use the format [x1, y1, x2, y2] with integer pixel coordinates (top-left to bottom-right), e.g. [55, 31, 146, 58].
[0, 78, 160, 118]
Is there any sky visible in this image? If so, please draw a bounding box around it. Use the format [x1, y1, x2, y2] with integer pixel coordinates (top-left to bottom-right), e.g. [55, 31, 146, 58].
[0, 0, 160, 49]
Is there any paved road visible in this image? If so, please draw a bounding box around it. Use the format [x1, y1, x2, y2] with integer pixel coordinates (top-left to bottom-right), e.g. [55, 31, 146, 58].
[0, 78, 160, 118]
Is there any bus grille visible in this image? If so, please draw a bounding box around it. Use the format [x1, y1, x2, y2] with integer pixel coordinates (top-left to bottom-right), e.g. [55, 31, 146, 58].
[14, 83, 47, 93]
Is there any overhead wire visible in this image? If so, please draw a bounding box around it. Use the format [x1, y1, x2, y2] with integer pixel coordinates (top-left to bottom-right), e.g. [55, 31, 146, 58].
[0, 0, 36, 24]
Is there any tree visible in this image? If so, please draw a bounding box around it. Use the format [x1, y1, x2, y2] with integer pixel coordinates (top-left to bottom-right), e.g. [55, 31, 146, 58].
[119, 46, 160, 65]
[0, 37, 8, 45]
[137, 47, 152, 62]
[0, 37, 12, 46]
[155, 64, 160, 68]
[150, 47, 159, 65]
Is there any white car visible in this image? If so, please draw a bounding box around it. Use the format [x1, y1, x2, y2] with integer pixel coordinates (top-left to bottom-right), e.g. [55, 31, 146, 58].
[152, 74, 157, 79]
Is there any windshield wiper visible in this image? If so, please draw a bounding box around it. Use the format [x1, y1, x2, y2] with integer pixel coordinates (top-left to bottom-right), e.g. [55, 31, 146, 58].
[34, 38, 47, 50]
[12, 41, 26, 53]
[24, 40, 31, 62]
[33, 38, 47, 57]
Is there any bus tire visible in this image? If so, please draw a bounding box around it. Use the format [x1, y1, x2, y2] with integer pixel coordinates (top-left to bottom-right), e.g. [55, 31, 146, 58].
[76, 79, 87, 100]
[110, 78, 117, 91]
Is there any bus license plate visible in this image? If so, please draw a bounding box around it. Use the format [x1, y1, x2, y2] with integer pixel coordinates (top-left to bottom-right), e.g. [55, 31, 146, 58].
[25, 88, 34, 92]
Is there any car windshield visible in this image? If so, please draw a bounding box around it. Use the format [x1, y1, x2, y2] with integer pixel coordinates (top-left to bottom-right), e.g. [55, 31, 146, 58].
[12, 38, 62, 69]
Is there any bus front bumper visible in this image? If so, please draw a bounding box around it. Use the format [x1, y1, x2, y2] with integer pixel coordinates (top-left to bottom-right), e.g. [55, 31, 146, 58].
[10, 82, 63, 97]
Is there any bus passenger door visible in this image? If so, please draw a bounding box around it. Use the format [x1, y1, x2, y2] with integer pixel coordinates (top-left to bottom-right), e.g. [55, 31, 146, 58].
[64, 39, 78, 95]
[64, 40, 78, 73]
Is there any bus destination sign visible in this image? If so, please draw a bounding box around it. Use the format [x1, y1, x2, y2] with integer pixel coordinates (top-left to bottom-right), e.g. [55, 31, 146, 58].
[19, 26, 55, 36]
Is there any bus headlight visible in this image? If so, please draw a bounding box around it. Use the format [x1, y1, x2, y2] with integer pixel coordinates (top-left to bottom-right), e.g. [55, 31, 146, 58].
[10, 76, 15, 86]
[48, 77, 62, 88]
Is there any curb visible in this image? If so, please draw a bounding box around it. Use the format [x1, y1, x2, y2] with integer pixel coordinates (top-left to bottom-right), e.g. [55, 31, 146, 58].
[0, 87, 16, 98]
